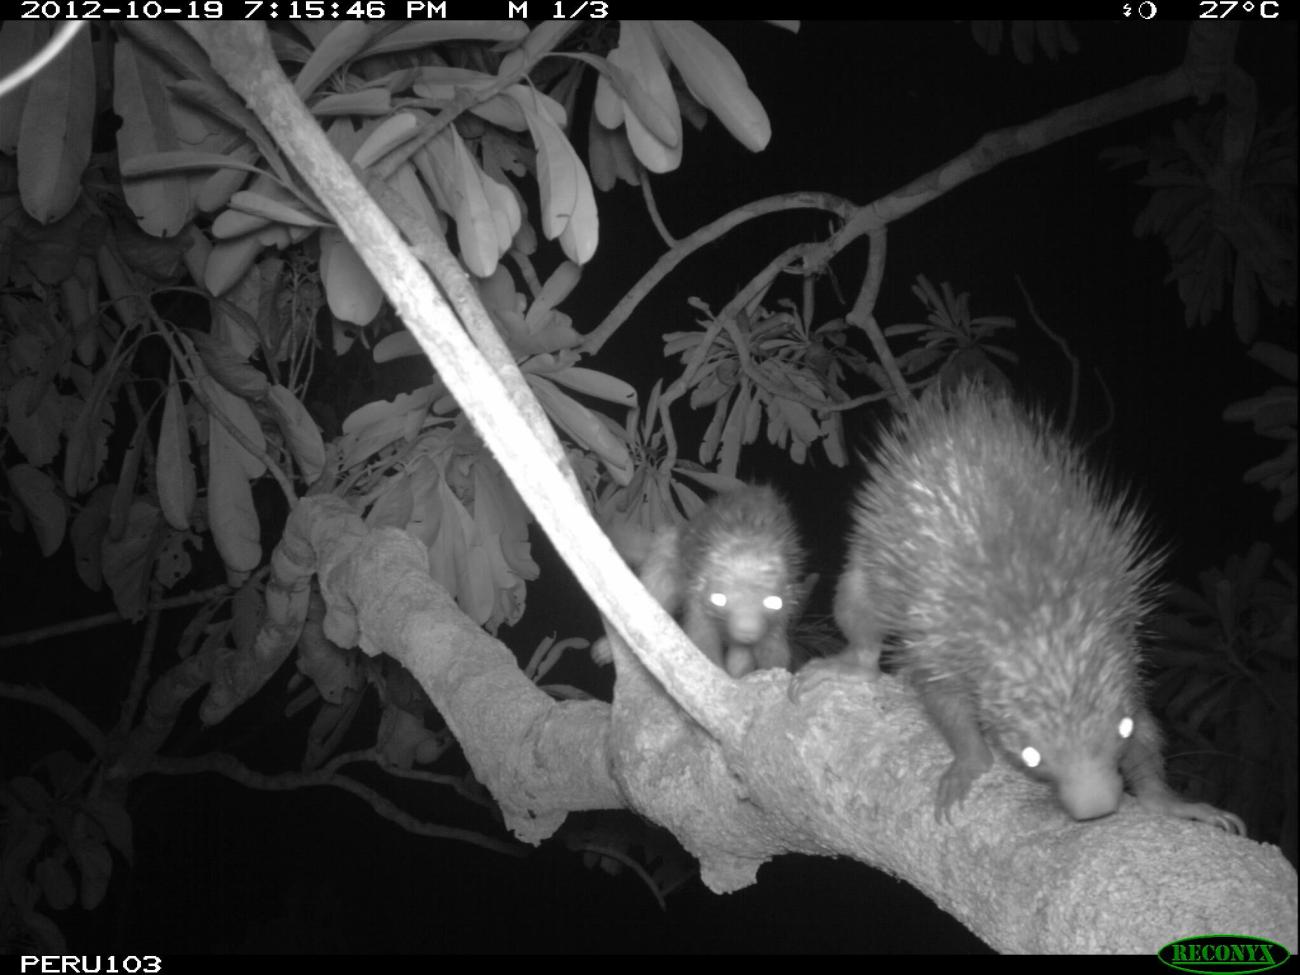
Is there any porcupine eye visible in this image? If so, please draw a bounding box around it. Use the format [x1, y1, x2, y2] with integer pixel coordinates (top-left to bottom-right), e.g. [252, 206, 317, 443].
[709, 592, 728, 608]
[1117, 716, 1134, 739]
[1020, 746, 1043, 770]
[762, 595, 783, 611]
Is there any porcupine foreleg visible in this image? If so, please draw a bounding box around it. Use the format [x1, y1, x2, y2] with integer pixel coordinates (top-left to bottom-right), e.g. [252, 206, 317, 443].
[1121, 706, 1246, 834]
[788, 559, 884, 700]
[913, 668, 996, 820]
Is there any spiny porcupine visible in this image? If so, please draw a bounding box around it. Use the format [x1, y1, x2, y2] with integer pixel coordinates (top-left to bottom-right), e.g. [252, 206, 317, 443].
[626, 484, 805, 677]
[822, 383, 1243, 831]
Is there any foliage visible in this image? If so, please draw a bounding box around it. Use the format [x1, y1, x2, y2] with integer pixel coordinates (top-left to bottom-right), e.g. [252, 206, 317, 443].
[0, 19, 810, 943]
[1223, 341, 1298, 523]
[1152, 544, 1298, 859]
[1102, 106, 1297, 340]
[885, 275, 1018, 389]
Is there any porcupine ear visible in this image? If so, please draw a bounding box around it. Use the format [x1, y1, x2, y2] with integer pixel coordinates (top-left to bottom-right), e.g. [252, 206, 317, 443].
[930, 349, 1014, 401]
[590, 522, 683, 666]
[791, 572, 820, 614]
[639, 527, 684, 608]
[604, 520, 657, 568]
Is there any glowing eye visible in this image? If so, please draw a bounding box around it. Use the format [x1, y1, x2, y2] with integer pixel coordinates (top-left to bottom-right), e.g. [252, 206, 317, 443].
[1118, 716, 1134, 739]
[1020, 746, 1042, 769]
[709, 592, 728, 608]
[762, 595, 783, 611]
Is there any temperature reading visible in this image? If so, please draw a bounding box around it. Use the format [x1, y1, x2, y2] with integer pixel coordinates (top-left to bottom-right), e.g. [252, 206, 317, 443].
[1199, 0, 1281, 14]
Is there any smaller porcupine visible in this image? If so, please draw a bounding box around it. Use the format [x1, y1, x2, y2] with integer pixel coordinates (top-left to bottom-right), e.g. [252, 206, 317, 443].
[602, 485, 805, 677]
[816, 382, 1244, 831]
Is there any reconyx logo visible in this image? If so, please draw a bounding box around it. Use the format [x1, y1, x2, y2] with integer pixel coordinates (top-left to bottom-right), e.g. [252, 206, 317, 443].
[1159, 935, 1290, 974]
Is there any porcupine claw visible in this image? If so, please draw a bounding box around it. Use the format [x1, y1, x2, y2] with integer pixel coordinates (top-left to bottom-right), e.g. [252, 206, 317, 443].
[1140, 794, 1247, 835]
[934, 754, 992, 822]
[914, 673, 995, 821]
[787, 644, 881, 702]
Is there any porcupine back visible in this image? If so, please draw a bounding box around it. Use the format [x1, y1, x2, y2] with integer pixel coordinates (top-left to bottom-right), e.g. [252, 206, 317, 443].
[845, 383, 1161, 802]
[679, 484, 805, 660]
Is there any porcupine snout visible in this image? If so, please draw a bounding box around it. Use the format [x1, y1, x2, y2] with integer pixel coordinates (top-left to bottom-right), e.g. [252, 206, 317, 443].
[725, 600, 768, 645]
[1055, 762, 1124, 820]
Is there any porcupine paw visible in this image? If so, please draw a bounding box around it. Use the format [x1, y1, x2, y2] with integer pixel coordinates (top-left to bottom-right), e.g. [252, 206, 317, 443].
[933, 758, 986, 822]
[1142, 795, 1246, 835]
[787, 654, 880, 703]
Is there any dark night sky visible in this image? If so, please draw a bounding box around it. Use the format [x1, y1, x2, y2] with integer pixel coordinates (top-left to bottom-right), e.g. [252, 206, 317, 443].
[2, 19, 1295, 955]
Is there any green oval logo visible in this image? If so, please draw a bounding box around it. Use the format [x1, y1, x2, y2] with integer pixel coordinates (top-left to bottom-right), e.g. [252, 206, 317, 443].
[1159, 935, 1291, 974]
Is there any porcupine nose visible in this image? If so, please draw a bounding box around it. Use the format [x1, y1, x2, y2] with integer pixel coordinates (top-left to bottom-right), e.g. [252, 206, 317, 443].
[728, 607, 767, 645]
[1058, 766, 1124, 820]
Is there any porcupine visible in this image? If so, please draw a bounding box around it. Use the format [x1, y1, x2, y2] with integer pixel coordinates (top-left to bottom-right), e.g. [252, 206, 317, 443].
[621, 484, 805, 677]
[821, 382, 1244, 831]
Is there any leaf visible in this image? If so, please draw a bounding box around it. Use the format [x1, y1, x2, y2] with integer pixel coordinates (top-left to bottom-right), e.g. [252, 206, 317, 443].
[461, 543, 496, 626]
[653, 21, 770, 153]
[313, 89, 392, 117]
[69, 827, 112, 910]
[365, 471, 414, 529]
[212, 207, 272, 239]
[207, 413, 261, 576]
[83, 795, 133, 863]
[113, 33, 191, 237]
[6, 464, 66, 556]
[479, 166, 522, 253]
[609, 22, 681, 148]
[699, 389, 731, 465]
[70, 486, 112, 590]
[390, 162, 444, 247]
[717, 382, 749, 477]
[154, 529, 193, 590]
[294, 22, 375, 100]
[508, 89, 599, 264]
[444, 128, 502, 277]
[266, 384, 325, 483]
[229, 190, 327, 228]
[546, 367, 637, 407]
[352, 111, 419, 169]
[340, 385, 437, 445]
[230, 578, 263, 653]
[777, 397, 820, 444]
[63, 364, 118, 498]
[528, 375, 632, 478]
[0, 22, 38, 153]
[608, 23, 682, 174]
[18, 23, 93, 222]
[185, 329, 269, 400]
[204, 236, 265, 297]
[6, 376, 63, 468]
[166, 76, 283, 168]
[157, 375, 195, 531]
[100, 500, 164, 620]
[743, 386, 764, 444]
[36, 859, 76, 911]
[320, 228, 384, 326]
[202, 377, 265, 479]
[524, 261, 582, 329]
[109, 426, 147, 541]
[587, 116, 642, 192]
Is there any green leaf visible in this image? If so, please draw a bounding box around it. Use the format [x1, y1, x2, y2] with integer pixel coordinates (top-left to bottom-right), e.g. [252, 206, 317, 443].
[113, 34, 191, 237]
[157, 376, 196, 531]
[18, 24, 93, 223]
[101, 501, 164, 620]
[6, 464, 66, 557]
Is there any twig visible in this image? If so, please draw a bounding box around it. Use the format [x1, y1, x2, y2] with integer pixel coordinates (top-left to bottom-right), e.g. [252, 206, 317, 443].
[0, 585, 232, 649]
